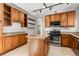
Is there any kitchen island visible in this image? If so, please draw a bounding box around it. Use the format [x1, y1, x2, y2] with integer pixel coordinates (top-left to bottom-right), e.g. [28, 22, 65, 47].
[27, 34, 50, 56]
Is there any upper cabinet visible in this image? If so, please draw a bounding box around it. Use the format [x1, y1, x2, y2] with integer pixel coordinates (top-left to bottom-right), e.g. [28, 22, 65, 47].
[19, 11, 24, 27]
[24, 14, 27, 27]
[50, 15, 55, 22]
[4, 4, 11, 26]
[11, 7, 20, 22]
[50, 14, 60, 22]
[60, 13, 68, 27]
[11, 7, 27, 27]
[45, 11, 75, 27]
[67, 11, 75, 27]
[45, 16, 50, 27]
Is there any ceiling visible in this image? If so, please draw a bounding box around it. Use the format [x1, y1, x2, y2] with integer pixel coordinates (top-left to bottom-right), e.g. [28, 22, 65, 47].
[13, 3, 79, 19]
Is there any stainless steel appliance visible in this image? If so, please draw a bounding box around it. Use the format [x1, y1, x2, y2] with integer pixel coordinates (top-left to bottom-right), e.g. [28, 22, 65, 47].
[49, 21, 61, 46]
[50, 21, 60, 27]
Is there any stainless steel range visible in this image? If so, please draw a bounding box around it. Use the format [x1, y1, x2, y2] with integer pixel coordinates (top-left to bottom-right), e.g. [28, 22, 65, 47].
[49, 21, 61, 46]
[50, 30, 61, 43]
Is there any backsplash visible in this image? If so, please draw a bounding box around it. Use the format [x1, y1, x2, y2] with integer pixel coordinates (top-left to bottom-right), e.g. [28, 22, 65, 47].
[45, 27, 77, 33]
[3, 22, 26, 33]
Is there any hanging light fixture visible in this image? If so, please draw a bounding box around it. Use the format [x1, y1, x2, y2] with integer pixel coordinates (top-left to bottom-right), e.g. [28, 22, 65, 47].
[33, 3, 63, 14]
[40, 9, 42, 13]
[49, 7, 51, 10]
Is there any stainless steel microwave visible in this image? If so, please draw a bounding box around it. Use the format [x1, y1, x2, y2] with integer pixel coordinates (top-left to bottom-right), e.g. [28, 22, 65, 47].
[50, 21, 60, 27]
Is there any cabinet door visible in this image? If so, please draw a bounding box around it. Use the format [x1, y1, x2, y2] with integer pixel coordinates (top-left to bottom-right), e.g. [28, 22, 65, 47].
[68, 11, 75, 27]
[61, 34, 69, 47]
[68, 36, 78, 49]
[45, 16, 50, 27]
[11, 8, 20, 22]
[12, 35, 18, 48]
[11, 8, 16, 22]
[55, 14, 60, 21]
[19, 12, 24, 27]
[18, 35, 22, 45]
[61, 13, 68, 27]
[22, 34, 28, 44]
[3, 36, 11, 52]
[50, 15, 55, 22]
[15, 10, 20, 20]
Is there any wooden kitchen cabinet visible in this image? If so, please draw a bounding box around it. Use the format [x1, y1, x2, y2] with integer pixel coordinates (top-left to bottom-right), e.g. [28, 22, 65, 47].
[61, 34, 69, 47]
[22, 34, 28, 44]
[18, 35, 23, 46]
[19, 11, 24, 27]
[50, 14, 60, 22]
[67, 11, 75, 27]
[45, 11, 75, 27]
[11, 7, 20, 22]
[4, 4, 11, 26]
[24, 14, 27, 27]
[60, 13, 68, 27]
[18, 34, 28, 46]
[50, 15, 55, 22]
[11, 8, 16, 22]
[61, 34, 78, 49]
[68, 35, 78, 49]
[45, 16, 50, 27]
[11, 35, 18, 49]
[0, 4, 4, 54]
[54, 14, 60, 21]
[3, 36, 11, 52]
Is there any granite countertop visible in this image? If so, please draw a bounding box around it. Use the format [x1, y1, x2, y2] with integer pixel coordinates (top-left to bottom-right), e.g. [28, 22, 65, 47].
[27, 33, 49, 40]
[61, 32, 79, 38]
[3, 32, 27, 36]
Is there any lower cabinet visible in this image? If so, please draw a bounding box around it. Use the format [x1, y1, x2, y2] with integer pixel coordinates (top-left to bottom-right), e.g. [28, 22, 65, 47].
[18, 35, 23, 46]
[61, 34, 69, 47]
[18, 34, 28, 46]
[12, 35, 18, 49]
[22, 34, 28, 44]
[61, 34, 78, 49]
[2, 33, 28, 54]
[3, 36, 11, 52]
[68, 35, 78, 49]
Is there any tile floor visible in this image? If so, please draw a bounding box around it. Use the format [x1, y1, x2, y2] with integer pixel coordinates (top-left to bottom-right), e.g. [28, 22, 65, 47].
[2, 44, 75, 56]
[48, 45, 75, 56]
